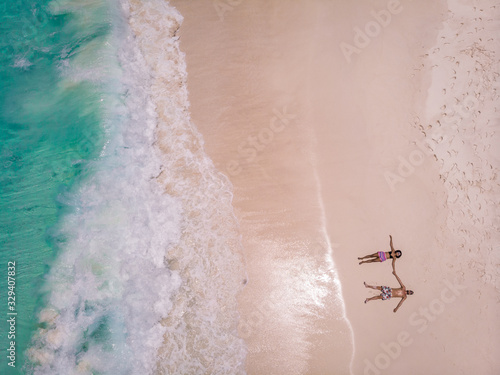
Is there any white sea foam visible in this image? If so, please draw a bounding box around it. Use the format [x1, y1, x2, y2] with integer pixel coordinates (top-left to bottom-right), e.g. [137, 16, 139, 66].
[12, 56, 33, 69]
[28, 0, 247, 373]
[124, 1, 247, 373]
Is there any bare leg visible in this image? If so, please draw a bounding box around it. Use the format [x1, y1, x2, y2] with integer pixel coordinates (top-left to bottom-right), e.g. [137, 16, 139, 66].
[359, 258, 382, 265]
[358, 252, 379, 260]
[364, 282, 382, 290]
[365, 295, 383, 304]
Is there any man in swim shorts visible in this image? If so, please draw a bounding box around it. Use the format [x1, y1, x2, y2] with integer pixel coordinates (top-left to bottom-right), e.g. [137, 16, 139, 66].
[364, 261, 414, 313]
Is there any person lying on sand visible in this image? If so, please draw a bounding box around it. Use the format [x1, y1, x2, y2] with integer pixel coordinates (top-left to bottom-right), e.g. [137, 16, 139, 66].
[364, 262, 413, 313]
[358, 235, 401, 265]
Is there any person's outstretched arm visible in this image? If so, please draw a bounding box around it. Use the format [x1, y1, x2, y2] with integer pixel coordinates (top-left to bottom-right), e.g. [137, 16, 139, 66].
[389, 235, 396, 256]
[390, 235, 398, 269]
[392, 269, 405, 289]
[393, 296, 407, 313]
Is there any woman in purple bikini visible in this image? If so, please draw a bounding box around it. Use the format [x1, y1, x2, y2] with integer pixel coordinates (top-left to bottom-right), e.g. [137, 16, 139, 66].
[358, 235, 401, 265]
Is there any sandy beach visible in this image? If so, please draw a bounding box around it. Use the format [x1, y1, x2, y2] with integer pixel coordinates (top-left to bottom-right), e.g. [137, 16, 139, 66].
[169, 0, 500, 374]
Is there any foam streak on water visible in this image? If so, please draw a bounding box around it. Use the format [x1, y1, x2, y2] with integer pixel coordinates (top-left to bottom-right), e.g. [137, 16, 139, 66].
[27, 0, 247, 373]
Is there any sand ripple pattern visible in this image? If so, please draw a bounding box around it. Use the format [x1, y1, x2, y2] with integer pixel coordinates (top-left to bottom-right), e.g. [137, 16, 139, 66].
[420, 0, 500, 290]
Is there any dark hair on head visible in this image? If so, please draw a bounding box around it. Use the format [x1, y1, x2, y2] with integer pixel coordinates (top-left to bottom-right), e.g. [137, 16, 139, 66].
[395, 250, 402, 258]
[407, 290, 414, 295]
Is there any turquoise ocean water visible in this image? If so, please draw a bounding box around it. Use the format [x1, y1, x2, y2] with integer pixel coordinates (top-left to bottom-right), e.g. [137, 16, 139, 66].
[1, 0, 108, 372]
[1, 0, 247, 373]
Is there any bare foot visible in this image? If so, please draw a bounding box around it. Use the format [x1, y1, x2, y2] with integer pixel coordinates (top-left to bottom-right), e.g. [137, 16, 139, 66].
[364, 281, 367, 287]
[364, 299, 368, 304]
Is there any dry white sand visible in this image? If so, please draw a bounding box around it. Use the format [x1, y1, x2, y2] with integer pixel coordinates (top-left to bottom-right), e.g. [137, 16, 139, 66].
[168, 0, 500, 373]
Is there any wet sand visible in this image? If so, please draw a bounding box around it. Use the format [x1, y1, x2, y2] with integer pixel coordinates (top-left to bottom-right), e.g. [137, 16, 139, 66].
[169, 0, 500, 373]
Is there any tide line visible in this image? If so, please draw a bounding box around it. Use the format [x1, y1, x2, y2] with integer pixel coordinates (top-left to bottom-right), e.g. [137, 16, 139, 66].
[312, 159, 356, 375]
